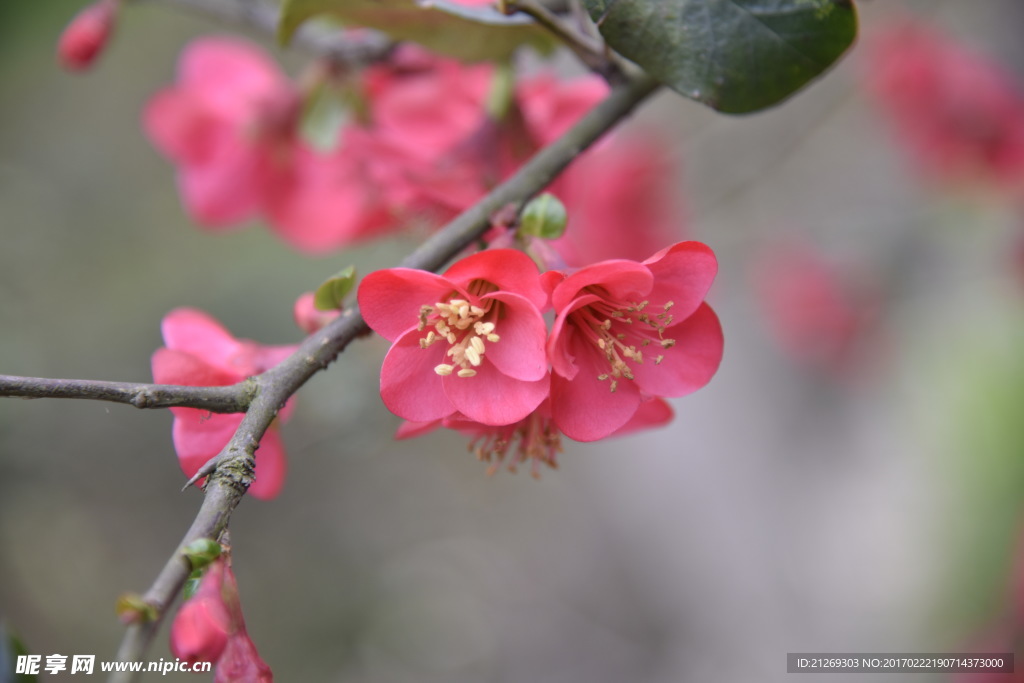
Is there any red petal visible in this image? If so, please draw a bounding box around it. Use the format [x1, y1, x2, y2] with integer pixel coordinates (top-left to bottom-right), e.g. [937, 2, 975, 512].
[443, 362, 549, 426]
[551, 260, 653, 312]
[478, 291, 547, 381]
[152, 349, 239, 387]
[172, 412, 245, 479]
[611, 397, 674, 437]
[247, 428, 287, 500]
[379, 329, 455, 422]
[631, 303, 724, 397]
[643, 241, 718, 320]
[358, 269, 460, 342]
[443, 249, 548, 310]
[550, 339, 641, 442]
[161, 308, 242, 371]
[546, 293, 602, 380]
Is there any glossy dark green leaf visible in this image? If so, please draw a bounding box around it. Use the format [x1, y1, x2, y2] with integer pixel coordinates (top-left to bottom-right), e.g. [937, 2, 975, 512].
[278, 0, 556, 61]
[583, 0, 858, 113]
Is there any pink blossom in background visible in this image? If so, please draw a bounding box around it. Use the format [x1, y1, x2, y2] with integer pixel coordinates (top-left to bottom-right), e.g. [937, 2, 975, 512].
[144, 38, 302, 228]
[358, 249, 550, 426]
[863, 18, 1024, 194]
[171, 558, 273, 682]
[151, 308, 296, 500]
[753, 244, 879, 376]
[553, 136, 681, 267]
[57, 0, 117, 72]
[546, 241, 723, 441]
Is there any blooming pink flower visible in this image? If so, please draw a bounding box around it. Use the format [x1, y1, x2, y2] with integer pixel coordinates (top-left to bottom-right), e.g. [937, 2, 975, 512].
[397, 396, 674, 477]
[57, 0, 117, 72]
[145, 38, 302, 228]
[358, 249, 550, 426]
[151, 308, 296, 500]
[863, 18, 1024, 194]
[546, 242, 723, 441]
[171, 558, 273, 681]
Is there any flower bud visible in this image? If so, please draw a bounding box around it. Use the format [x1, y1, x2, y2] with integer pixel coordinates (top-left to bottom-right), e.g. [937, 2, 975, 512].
[519, 193, 568, 240]
[57, 0, 118, 72]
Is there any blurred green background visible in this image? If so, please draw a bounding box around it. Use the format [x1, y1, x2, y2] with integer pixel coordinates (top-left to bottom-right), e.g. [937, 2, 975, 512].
[3, 0, 1024, 681]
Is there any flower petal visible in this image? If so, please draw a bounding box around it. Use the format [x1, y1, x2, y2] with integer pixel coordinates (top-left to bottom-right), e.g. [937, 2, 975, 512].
[358, 269, 461, 342]
[161, 308, 243, 371]
[379, 328, 455, 422]
[550, 336, 641, 442]
[152, 348, 239, 388]
[643, 241, 718, 319]
[611, 396, 674, 437]
[478, 291, 547, 381]
[443, 249, 548, 310]
[248, 427, 287, 500]
[551, 259, 653, 312]
[172, 412, 245, 479]
[443, 362, 549, 426]
[631, 303, 724, 397]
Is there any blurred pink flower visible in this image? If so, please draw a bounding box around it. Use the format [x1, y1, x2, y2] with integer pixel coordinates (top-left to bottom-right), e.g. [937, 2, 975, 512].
[145, 38, 301, 227]
[753, 244, 879, 375]
[358, 249, 550, 426]
[151, 308, 295, 500]
[57, 0, 117, 72]
[863, 18, 1024, 194]
[171, 558, 273, 682]
[547, 242, 723, 441]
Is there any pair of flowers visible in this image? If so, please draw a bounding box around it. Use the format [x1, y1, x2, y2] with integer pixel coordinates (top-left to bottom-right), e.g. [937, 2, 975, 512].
[358, 242, 723, 451]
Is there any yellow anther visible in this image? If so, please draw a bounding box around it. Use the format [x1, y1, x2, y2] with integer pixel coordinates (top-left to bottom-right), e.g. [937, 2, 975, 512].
[457, 368, 477, 378]
[435, 364, 454, 376]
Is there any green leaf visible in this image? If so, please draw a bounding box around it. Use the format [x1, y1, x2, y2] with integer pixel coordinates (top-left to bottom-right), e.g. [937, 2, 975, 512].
[181, 538, 222, 571]
[519, 193, 568, 239]
[583, 0, 858, 113]
[278, 0, 557, 62]
[314, 266, 357, 311]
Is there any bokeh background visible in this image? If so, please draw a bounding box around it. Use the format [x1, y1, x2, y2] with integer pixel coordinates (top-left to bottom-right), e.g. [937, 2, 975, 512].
[3, 0, 1024, 680]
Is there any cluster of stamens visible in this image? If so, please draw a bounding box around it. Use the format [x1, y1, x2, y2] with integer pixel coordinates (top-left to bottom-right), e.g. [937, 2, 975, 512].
[469, 413, 562, 478]
[580, 297, 677, 392]
[418, 296, 500, 379]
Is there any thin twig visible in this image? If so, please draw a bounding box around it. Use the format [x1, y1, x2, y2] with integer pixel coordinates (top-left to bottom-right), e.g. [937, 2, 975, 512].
[109, 71, 659, 683]
[502, 0, 618, 79]
[0, 375, 253, 412]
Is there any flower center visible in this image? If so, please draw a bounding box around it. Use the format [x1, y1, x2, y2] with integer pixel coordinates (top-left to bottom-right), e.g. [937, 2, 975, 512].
[574, 293, 677, 392]
[417, 282, 501, 379]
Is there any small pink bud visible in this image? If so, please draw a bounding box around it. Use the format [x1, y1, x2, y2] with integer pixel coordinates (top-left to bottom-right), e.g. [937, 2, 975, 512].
[57, 0, 117, 72]
[293, 292, 340, 334]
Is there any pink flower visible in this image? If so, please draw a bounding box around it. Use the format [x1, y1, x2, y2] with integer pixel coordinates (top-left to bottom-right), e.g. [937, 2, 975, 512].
[398, 396, 674, 477]
[170, 558, 273, 681]
[57, 0, 117, 72]
[752, 244, 879, 375]
[151, 308, 296, 500]
[358, 249, 550, 426]
[863, 18, 1024, 194]
[546, 242, 723, 441]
